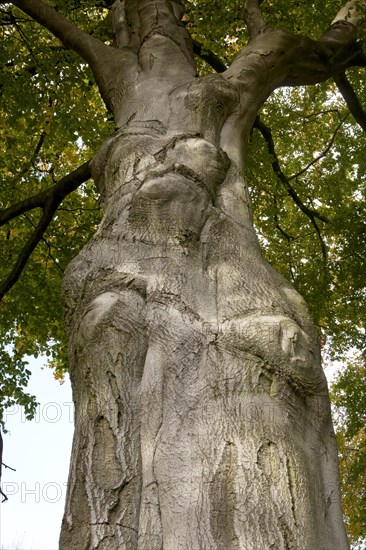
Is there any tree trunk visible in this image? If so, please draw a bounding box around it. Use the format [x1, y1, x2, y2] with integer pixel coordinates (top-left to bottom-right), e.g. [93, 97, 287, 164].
[60, 65, 349, 548]
[58, 2, 350, 548]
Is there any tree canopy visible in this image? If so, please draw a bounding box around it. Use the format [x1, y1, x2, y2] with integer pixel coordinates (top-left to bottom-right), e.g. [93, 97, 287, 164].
[1, 0, 366, 544]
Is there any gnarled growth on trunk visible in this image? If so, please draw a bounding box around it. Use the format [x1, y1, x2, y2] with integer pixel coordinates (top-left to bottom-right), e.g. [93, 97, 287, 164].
[9, 0, 366, 548]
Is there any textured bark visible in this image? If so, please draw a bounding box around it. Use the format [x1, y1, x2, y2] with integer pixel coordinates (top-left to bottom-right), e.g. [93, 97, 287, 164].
[52, 1, 358, 548]
[60, 69, 348, 550]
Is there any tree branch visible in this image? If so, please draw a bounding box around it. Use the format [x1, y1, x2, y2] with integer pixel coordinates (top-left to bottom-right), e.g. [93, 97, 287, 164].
[288, 115, 347, 181]
[310, 215, 329, 274]
[242, 0, 266, 39]
[316, 0, 366, 74]
[7, 0, 110, 67]
[0, 160, 92, 300]
[4, 0, 134, 112]
[332, 0, 366, 27]
[273, 201, 295, 242]
[192, 38, 227, 73]
[0, 160, 92, 226]
[253, 117, 330, 224]
[7, 129, 48, 186]
[0, 430, 15, 503]
[334, 72, 366, 132]
[0, 190, 48, 226]
[0, 430, 6, 503]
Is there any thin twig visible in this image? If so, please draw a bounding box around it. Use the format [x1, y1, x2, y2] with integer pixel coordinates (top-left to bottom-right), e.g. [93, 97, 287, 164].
[22, 212, 64, 274]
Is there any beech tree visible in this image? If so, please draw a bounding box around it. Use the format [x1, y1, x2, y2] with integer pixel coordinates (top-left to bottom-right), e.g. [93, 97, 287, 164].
[1, 0, 366, 548]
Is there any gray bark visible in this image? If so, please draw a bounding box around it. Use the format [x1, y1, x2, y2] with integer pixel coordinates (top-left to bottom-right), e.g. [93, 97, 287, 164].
[56, 1, 356, 548]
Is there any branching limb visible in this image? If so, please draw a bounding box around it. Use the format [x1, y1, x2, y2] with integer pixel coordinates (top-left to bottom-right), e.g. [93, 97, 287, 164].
[316, 0, 366, 71]
[0, 160, 92, 300]
[334, 72, 366, 132]
[242, 0, 266, 39]
[4, 0, 136, 113]
[253, 117, 330, 224]
[0, 160, 92, 226]
[6, 0, 110, 68]
[226, 0, 366, 102]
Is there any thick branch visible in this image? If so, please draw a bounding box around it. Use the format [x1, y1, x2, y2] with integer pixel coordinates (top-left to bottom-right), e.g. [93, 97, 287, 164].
[5, 0, 134, 112]
[227, 0, 366, 101]
[286, 24, 366, 86]
[0, 160, 92, 300]
[242, 0, 266, 39]
[253, 117, 329, 224]
[316, 0, 366, 75]
[334, 72, 366, 132]
[332, 0, 366, 26]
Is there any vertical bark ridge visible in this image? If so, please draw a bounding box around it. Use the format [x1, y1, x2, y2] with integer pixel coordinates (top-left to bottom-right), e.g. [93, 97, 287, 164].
[60, 289, 148, 549]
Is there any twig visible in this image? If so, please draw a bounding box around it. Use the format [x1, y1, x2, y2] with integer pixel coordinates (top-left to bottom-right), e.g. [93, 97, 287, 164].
[2, 463, 16, 472]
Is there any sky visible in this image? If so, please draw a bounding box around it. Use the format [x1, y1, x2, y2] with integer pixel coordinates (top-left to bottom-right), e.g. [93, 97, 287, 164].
[0, 357, 73, 550]
[0, 353, 341, 550]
